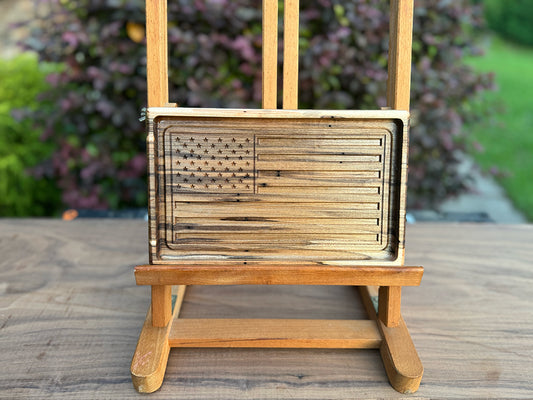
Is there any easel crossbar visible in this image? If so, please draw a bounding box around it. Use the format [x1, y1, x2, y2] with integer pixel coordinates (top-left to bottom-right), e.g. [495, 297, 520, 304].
[169, 318, 381, 348]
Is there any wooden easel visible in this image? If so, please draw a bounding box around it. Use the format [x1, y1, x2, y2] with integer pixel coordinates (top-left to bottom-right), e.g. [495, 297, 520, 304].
[131, 0, 423, 394]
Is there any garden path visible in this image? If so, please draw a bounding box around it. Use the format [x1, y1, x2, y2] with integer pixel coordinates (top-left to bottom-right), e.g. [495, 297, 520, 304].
[439, 156, 526, 223]
[0, 0, 32, 58]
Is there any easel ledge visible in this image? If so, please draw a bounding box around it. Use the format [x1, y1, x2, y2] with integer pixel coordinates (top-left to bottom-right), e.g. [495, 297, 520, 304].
[134, 264, 423, 286]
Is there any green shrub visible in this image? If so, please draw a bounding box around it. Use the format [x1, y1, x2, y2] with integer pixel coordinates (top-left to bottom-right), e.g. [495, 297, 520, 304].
[18, 0, 494, 209]
[484, 0, 533, 46]
[0, 54, 61, 216]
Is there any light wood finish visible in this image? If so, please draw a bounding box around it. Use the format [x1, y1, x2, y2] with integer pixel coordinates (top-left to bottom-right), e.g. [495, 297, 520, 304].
[146, 0, 168, 108]
[135, 264, 423, 286]
[387, 0, 414, 111]
[150, 285, 172, 327]
[147, 108, 409, 266]
[146, 0, 172, 326]
[169, 319, 381, 348]
[360, 286, 423, 393]
[131, 285, 186, 393]
[3, 220, 533, 398]
[378, 286, 402, 327]
[262, 0, 278, 109]
[283, 0, 299, 109]
[139, 1, 419, 395]
[147, 106, 408, 120]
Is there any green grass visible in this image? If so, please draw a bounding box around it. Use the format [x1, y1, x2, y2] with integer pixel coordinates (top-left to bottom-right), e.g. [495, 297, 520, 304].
[466, 36, 533, 221]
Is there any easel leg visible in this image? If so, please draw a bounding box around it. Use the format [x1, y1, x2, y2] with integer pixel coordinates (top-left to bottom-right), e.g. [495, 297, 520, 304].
[378, 286, 401, 327]
[131, 285, 186, 393]
[152, 285, 172, 327]
[359, 286, 423, 394]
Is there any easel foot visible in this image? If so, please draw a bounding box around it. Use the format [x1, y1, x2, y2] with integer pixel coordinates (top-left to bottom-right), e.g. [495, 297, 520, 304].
[130, 307, 171, 393]
[359, 286, 423, 393]
[380, 317, 423, 393]
[131, 286, 186, 393]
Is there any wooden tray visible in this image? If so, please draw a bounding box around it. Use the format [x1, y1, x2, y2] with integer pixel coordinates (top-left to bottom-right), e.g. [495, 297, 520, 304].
[147, 108, 409, 266]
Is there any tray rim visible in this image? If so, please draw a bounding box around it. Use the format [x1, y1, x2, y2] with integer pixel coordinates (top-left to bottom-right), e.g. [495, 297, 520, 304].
[146, 108, 409, 266]
[147, 107, 409, 124]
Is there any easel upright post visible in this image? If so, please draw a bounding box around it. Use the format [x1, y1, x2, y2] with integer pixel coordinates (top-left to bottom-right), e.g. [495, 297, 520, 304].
[387, 0, 414, 111]
[146, 0, 171, 327]
[146, 0, 169, 108]
[262, 0, 278, 109]
[379, 0, 414, 328]
[282, 0, 299, 109]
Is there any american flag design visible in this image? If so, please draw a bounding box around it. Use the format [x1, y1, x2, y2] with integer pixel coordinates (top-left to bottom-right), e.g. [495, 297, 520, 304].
[158, 116, 402, 261]
[171, 134, 254, 193]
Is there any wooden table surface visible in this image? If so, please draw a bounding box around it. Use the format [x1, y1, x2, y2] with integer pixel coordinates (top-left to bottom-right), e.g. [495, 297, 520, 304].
[1, 219, 532, 399]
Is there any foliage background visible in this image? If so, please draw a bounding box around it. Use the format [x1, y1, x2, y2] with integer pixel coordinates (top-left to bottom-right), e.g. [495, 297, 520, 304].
[16, 0, 494, 212]
[0, 53, 60, 216]
[483, 0, 533, 46]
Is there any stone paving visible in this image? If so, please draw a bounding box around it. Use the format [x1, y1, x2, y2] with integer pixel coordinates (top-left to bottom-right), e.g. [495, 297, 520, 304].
[438, 156, 527, 223]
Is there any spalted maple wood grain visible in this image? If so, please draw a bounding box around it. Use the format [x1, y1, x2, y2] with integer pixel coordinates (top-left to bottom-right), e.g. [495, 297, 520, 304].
[1, 220, 533, 398]
[147, 108, 409, 266]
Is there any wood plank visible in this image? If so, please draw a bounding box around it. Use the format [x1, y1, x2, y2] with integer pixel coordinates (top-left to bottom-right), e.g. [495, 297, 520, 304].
[258, 153, 382, 163]
[7, 220, 533, 398]
[173, 218, 381, 234]
[262, 0, 278, 109]
[160, 248, 401, 262]
[146, 0, 168, 107]
[256, 156, 383, 171]
[256, 170, 382, 186]
[255, 186, 380, 195]
[131, 285, 186, 393]
[168, 243, 385, 255]
[256, 141, 385, 153]
[173, 232, 379, 242]
[169, 319, 381, 348]
[283, 0, 299, 109]
[174, 191, 382, 202]
[173, 202, 381, 218]
[135, 264, 424, 286]
[387, 0, 414, 111]
[171, 156, 383, 171]
[171, 235, 382, 252]
[160, 249, 396, 261]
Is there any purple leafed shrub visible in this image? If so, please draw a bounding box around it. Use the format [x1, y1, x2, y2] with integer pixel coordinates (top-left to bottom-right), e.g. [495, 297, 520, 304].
[19, 0, 493, 210]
